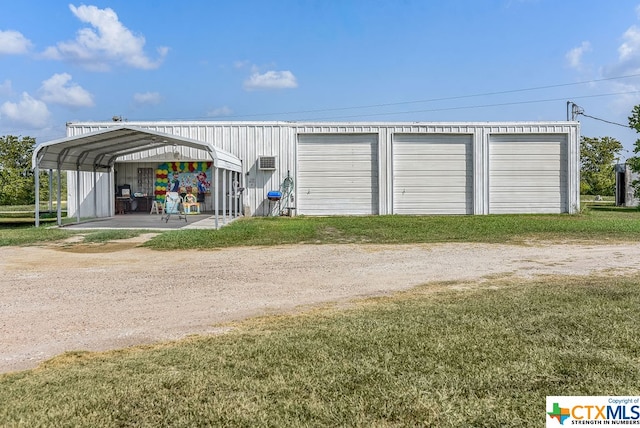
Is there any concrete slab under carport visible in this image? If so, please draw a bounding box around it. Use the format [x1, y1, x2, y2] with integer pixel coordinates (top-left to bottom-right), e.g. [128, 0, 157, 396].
[62, 212, 237, 231]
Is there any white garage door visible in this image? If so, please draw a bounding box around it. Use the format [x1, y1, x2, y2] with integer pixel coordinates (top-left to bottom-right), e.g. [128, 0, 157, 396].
[393, 134, 473, 214]
[297, 134, 378, 215]
[489, 135, 568, 214]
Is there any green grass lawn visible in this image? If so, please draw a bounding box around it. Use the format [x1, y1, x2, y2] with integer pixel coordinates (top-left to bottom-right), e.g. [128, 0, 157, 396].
[144, 209, 640, 250]
[1, 275, 639, 426]
[0, 202, 67, 226]
[2, 208, 640, 248]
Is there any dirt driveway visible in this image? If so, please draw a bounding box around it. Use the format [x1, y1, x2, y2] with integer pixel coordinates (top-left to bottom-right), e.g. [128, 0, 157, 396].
[1, 238, 639, 374]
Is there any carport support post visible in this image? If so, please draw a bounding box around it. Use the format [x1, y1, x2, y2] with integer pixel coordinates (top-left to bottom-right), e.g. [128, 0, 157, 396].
[34, 166, 40, 227]
[109, 166, 114, 217]
[214, 167, 219, 229]
[233, 171, 238, 218]
[48, 169, 53, 213]
[93, 167, 97, 219]
[229, 171, 238, 218]
[56, 165, 62, 226]
[222, 169, 227, 225]
[238, 172, 246, 216]
[76, 168, 81, 223]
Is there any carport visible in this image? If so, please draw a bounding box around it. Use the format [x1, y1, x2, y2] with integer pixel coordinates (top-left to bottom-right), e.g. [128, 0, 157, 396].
[32, 125, 243, 228]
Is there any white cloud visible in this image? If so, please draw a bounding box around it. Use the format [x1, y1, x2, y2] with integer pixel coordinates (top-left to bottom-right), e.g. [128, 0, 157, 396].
[603, 23, 640, 77]
[206, 106, 233, 117]
[0, 92, 50, 127]
[618, 25, 640, 62]
[42, 4, 168, 71]
[243, 70, 298, 91]
[39, 73, 94, 107]
[0, 30, 32, 54]
[0, 79, 12, 96]
[566, 41, 591, 70]
[133, 91, 162, 105]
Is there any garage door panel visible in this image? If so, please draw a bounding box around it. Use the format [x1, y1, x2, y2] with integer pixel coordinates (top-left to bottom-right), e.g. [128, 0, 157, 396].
[395, 170, 472, 179]
[397, 192, 472, 203]
[396, 178, 471, 189]
[491, 154, 562, 161]
[489, 135, 568, 214]
[301, 175, 376, 185]
[490, 205, 563, 214]
[491, 143, 562, 154]
[298, 135, 378, 215]
[491, 192, 563, 203]
[299, 161, 375, 170]
[395, 159, 472, 169]
[302, 199, 377, 215]
[491, 159, 562, 170]
[395, 147, 469, 156]
[305, 186, 377, 194]
[393, 134, 473, 215]
[490, 176, 564, 186]
[298, 153, 374, 160]
[395, 202, 470, 215]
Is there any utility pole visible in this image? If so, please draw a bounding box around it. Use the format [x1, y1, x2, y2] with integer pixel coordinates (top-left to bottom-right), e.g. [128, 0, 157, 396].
[566, 101, 583, 121]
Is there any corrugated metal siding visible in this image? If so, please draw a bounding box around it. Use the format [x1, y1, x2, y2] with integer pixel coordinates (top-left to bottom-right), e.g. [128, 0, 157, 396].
[297, 134, 379, 215]
[489, 134, 568, 213]
[393, 134, 473, 214]
[67, 171, 111, 217]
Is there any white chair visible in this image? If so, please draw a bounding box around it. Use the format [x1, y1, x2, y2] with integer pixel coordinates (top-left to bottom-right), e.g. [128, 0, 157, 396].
[150, 198, 164, 215]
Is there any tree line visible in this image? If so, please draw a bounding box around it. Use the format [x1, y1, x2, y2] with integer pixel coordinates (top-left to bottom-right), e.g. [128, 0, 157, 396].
[3, 107, 640, 205]
[581, 105, 640, 197]
[0, 135, 66, 206]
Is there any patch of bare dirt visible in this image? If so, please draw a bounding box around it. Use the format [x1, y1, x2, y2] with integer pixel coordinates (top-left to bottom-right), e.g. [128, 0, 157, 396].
[1, 241, 639, 373]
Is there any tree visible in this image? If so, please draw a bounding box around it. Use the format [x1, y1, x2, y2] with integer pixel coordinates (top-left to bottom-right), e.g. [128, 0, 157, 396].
[0, 135, 36, 205]
[580, 136, 623, 196]
[627, 105, 640, 195]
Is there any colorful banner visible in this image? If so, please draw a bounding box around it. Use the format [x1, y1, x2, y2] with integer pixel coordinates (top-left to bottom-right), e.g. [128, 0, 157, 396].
[154, 162, 212, 201]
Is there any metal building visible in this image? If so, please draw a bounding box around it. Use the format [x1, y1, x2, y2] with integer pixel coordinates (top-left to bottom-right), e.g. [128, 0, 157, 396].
[615, 163, 639, 207]
[33, 120, 580, 225]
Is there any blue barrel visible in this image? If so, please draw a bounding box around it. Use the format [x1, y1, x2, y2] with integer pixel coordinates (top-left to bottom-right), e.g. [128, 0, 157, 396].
[267, 190, 282, 201]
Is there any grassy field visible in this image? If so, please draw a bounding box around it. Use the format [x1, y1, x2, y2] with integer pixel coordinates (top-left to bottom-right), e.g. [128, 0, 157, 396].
[1, 207, 640, 248]
[144, 208, 640, 249]
[1, 275, 639, 426]
[0, 202, 67, 226]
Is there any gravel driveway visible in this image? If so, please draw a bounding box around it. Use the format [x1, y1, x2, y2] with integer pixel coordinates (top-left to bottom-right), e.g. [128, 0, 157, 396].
[1, 238, 639, 373]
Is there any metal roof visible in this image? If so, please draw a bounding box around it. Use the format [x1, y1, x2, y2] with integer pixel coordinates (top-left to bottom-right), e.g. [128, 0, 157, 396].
[32, 125, 242, 172]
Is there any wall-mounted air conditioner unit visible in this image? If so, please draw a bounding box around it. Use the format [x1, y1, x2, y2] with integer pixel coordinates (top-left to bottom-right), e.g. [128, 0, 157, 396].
[258, 156, 277, 170]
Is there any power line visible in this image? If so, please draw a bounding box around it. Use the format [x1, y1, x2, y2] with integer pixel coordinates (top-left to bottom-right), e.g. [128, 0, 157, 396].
[578, 112, 630, 128]
[220, 72, 640, 120]
[569, 101, 631, 128]
[294, 90, 640, 121]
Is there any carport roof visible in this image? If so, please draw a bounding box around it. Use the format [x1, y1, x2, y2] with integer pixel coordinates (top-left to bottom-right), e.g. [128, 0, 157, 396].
[32, 125, 242, 172]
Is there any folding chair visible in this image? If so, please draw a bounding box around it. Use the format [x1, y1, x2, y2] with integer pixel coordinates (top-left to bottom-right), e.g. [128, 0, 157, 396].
[150, 198, 164, 215]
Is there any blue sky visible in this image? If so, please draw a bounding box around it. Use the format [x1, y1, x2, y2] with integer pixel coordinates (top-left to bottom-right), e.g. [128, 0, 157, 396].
[2, 0, 640, 158]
